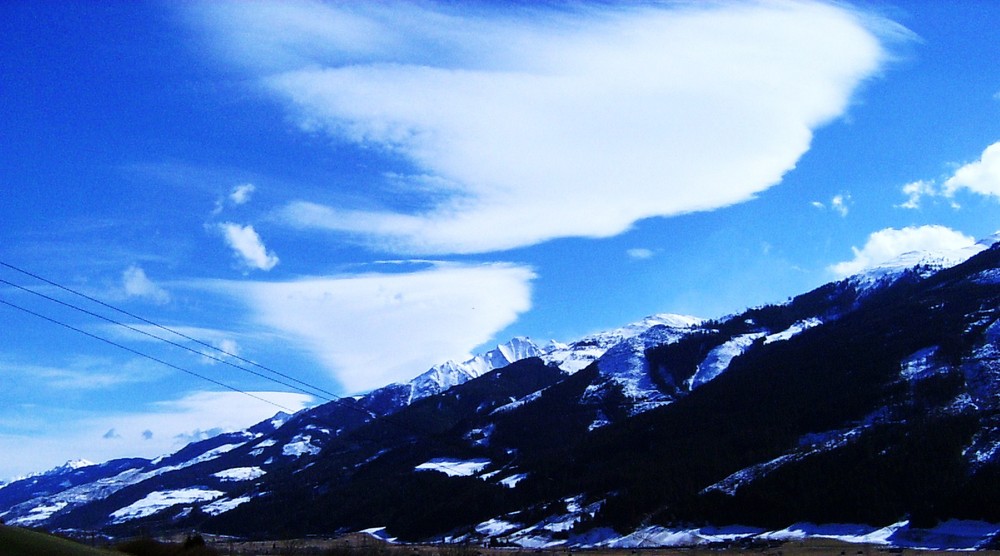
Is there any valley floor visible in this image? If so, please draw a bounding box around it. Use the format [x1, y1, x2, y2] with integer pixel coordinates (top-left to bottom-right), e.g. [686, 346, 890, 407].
[201, 534, 1000, 556]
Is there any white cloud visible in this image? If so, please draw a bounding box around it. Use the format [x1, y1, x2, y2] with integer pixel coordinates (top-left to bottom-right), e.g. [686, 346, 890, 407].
[193, 1, 893, 255]
[208, 263, 535, 392]
[3, 356, 165, 391]
[122, 265, 170, 304]
[897, 142, 1000, 208]
[943, 141, 1000, 199]
[828, 225, 977, 278]
[898, 179, 937, 209]
[0, 390, 313, 480]
[219, 222, 280, 271]
[813, 193, 851, 216]
[627, 248, 655, 260]
[230, 183, 256, 205]
[831, 193, 851, 217]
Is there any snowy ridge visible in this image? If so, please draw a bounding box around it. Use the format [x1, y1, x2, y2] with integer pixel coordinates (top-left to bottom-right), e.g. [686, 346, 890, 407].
[850, 232, 999, 290]
[405, 337, 545, 402]
[544, 314, 702, 373]
[595, 321, 699, 401]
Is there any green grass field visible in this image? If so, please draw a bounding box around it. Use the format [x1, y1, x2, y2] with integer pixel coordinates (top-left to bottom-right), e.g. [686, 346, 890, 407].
[0, 524, 118, 556]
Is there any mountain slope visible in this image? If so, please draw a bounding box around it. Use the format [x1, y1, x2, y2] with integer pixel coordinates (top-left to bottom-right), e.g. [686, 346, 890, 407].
[4, 237, 1000, 549]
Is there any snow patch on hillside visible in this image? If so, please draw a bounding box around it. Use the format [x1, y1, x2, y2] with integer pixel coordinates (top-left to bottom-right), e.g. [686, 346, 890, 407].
[687, 333, 764, 390]
[283, 434, 321, 457]
[764, 318, 822, 344]
[203, 495, 253, 516]
[212, 466, 266, 482]
[414, 458, 490, 477]
[110, 488, 224, 523]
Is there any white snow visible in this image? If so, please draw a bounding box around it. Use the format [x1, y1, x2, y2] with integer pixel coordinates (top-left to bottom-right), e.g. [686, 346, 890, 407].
[687, 333, 765, 390]
[63, 459, 96, 470]
[11, 501, 68, 525]
[212, 466, 266, 482]
[543, 314, 702, 374]
[109, 488, 224, 523]
[498, 473, 528, 488]
[187, 443, 246, 465]
[414, 458, 490, 477]
[405, 337, 545, 403]
[476, 518, 522, 536]
[202, 495, 252, 516]
[491, 390, 543, 414]
[359, 527, 398, 543]
[763, 318, 822, 344]
[3, 439, 248, 526]
[760, 522, 904, 544]
[282, 434, 322, 457]
[588, 416, 610, 431]
[900, 346, 942, 380]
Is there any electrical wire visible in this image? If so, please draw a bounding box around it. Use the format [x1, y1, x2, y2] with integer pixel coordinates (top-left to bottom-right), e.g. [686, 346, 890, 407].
[0, 262, 497, 476]
[0, 260, 343, 402]
[0, 296, 297, 413]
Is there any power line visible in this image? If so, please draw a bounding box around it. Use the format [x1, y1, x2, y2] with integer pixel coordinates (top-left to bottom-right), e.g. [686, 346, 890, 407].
[0, 260, 549, 479]
[0, 260, 343, 402]
[0, 296, 298, 413]
[0, 276, 335, 403]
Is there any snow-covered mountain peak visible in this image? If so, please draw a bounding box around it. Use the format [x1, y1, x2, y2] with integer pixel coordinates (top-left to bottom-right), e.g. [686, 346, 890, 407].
[62, 459, 96, 470]
[405, 337, 546, 402]
[850, 233, 998, 290]
[543, 313, 703, 374]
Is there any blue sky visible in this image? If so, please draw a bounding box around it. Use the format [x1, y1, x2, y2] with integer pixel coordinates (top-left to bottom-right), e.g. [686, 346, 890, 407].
[1, 0, 998, 480]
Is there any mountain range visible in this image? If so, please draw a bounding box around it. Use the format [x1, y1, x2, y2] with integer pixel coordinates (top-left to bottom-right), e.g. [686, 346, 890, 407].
[3, 235, 1000, 550]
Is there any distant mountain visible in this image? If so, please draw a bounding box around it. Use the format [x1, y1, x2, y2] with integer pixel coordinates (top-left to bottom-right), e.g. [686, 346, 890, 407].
[4, 235, 1000, 550]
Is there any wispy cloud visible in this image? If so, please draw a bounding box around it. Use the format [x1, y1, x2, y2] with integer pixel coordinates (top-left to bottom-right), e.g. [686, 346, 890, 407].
[122, 265, 170, 304]
[831, 194, 851, 217]
[191, 1, 894, 255]
[811, 193, 851, 216]
[229, 183, 256, 205]
[205, 262, 535, 392]
[627, 248, 655, 261]
[218, 223, 280, 271]
[828, 225, 977, 278]
[1, 356, 166, 391]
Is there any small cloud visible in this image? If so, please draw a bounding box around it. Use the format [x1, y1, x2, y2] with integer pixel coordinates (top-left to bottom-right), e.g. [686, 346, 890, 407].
[142, 430, 153, 440]
[102, 428, 121, 440]
[943, 141, 1000, 199]
[202, 338, 240, 365]
[898, 179, 937, 209]
[219, 223, 279, 271]
[122, 265, 170, 304]
[627, 248, 654, 260]
[831, 193, 851, 217]
[811, 194, 850, 216]
[828, 225, 976, 278]
[230, 183, 256, 205]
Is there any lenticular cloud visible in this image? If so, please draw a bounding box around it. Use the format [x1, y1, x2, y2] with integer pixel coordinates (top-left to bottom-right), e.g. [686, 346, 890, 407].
[197, 1, 891, 255]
